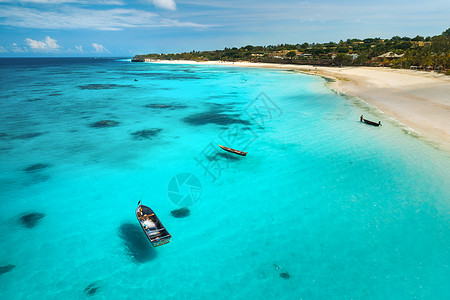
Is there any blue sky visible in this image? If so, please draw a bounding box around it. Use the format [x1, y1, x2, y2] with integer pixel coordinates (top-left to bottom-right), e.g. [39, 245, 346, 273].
[0, 0, 449, 57]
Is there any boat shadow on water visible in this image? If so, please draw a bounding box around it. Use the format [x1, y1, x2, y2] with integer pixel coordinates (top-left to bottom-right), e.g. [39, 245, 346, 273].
[118, 223, 157, 263]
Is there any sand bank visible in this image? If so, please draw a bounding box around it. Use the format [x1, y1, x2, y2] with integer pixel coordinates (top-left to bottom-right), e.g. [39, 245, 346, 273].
[149, 60, 450, 151]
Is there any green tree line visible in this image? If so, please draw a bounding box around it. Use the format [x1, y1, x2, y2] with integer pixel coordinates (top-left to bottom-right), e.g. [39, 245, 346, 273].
[134, 28, 450, 74]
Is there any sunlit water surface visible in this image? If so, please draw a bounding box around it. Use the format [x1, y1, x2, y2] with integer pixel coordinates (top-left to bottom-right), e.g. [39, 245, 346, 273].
[0, 58, 449, 299]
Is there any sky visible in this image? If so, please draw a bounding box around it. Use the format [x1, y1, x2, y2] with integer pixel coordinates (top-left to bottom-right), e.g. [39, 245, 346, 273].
[0, 0, 449, 57]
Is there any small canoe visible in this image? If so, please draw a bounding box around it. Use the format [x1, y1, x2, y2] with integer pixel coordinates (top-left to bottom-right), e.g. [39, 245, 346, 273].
[136, 204, 171, 247]
[218, 145, 248, 156]
[360, 115, 381, 127]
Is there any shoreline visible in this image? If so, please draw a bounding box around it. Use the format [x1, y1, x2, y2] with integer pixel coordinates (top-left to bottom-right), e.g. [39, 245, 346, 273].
[147, 60, 450, 151]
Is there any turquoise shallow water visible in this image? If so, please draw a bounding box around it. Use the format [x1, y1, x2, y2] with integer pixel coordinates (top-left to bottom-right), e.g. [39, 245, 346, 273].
[0, 58, 449, 299]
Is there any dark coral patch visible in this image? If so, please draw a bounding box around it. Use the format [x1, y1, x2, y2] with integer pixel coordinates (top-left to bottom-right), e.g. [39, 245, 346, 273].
[131, 129, 162, 140]
[146, 104, 172, 109]
[0, 265, 15, 276]
[280, 272, 290, 279]
[12, 132, 46, 139]
[90, 120, 119, 128]
[84, 282, 100, 296]
[23, 163, 51, 173]
[144, 103, 188, 110]
[19, 212, 45, 228]
[49, 93, 62, 96]
[182, 112, 250, 126]
[182, 101, 250, 126]
[84, 282, 100, 297]
[79, 84, 132, 90]
[171, 207, 190, 218]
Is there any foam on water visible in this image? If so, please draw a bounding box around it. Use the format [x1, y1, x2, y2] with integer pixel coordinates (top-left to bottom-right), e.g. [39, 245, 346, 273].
[0, 58, 449, 299]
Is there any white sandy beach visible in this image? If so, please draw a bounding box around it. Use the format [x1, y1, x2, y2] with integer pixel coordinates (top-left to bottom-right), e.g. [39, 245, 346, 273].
[150, 60, 450, 151]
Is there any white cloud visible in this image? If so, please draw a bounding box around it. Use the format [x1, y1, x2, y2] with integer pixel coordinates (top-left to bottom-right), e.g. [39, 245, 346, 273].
[0, 46, 7, 53]
[75, 45, 83, 52]
[92, 43, 108, 53]
[0, 6, 208, 30]
[152, 0, 176, 10]
[25, 36, 61, 51]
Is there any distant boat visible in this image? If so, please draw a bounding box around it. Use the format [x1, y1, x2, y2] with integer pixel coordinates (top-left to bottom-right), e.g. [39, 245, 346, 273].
[218, 145, 248, 156]
[136, 203, 171, 247]
[360, 115, 381, 127]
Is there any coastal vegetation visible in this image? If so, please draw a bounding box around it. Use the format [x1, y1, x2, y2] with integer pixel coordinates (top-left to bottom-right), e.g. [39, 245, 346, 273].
[134, 28, 450, 74]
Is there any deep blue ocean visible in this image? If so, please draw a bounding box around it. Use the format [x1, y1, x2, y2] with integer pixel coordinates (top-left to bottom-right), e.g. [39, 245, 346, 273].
[0, 58, 449, 299]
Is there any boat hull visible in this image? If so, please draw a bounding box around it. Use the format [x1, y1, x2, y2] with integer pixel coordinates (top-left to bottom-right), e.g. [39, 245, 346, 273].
[363, 119, 381, 126]
[360, 115, 381, 126]
[218, 145, 248, 156]
[136, 205, 171, 247]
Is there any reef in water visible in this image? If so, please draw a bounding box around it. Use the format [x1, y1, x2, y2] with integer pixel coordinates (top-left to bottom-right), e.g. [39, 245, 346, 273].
[23, 163, 51, 173]
[90, 120, 119, 128]
[280, 272, 290, 279]
[146, 104, 172, 109]
[182, 101, 251, 126]
[131, 129, 162, 140]
[19, 212, 45, 228]
[182, 112, 250, 126]
[170, 207, 190, 218]
[0, 265, 15, 276]
[12, 132, 46, 139]
[144, 103, 188, 110]
[84, 282, 100, 297]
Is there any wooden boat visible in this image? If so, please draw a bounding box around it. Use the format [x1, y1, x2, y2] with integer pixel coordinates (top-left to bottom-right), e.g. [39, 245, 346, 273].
[360, 115, 381, 127]
[136, 203, 171, 247]
[218, 145, 248, 156]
